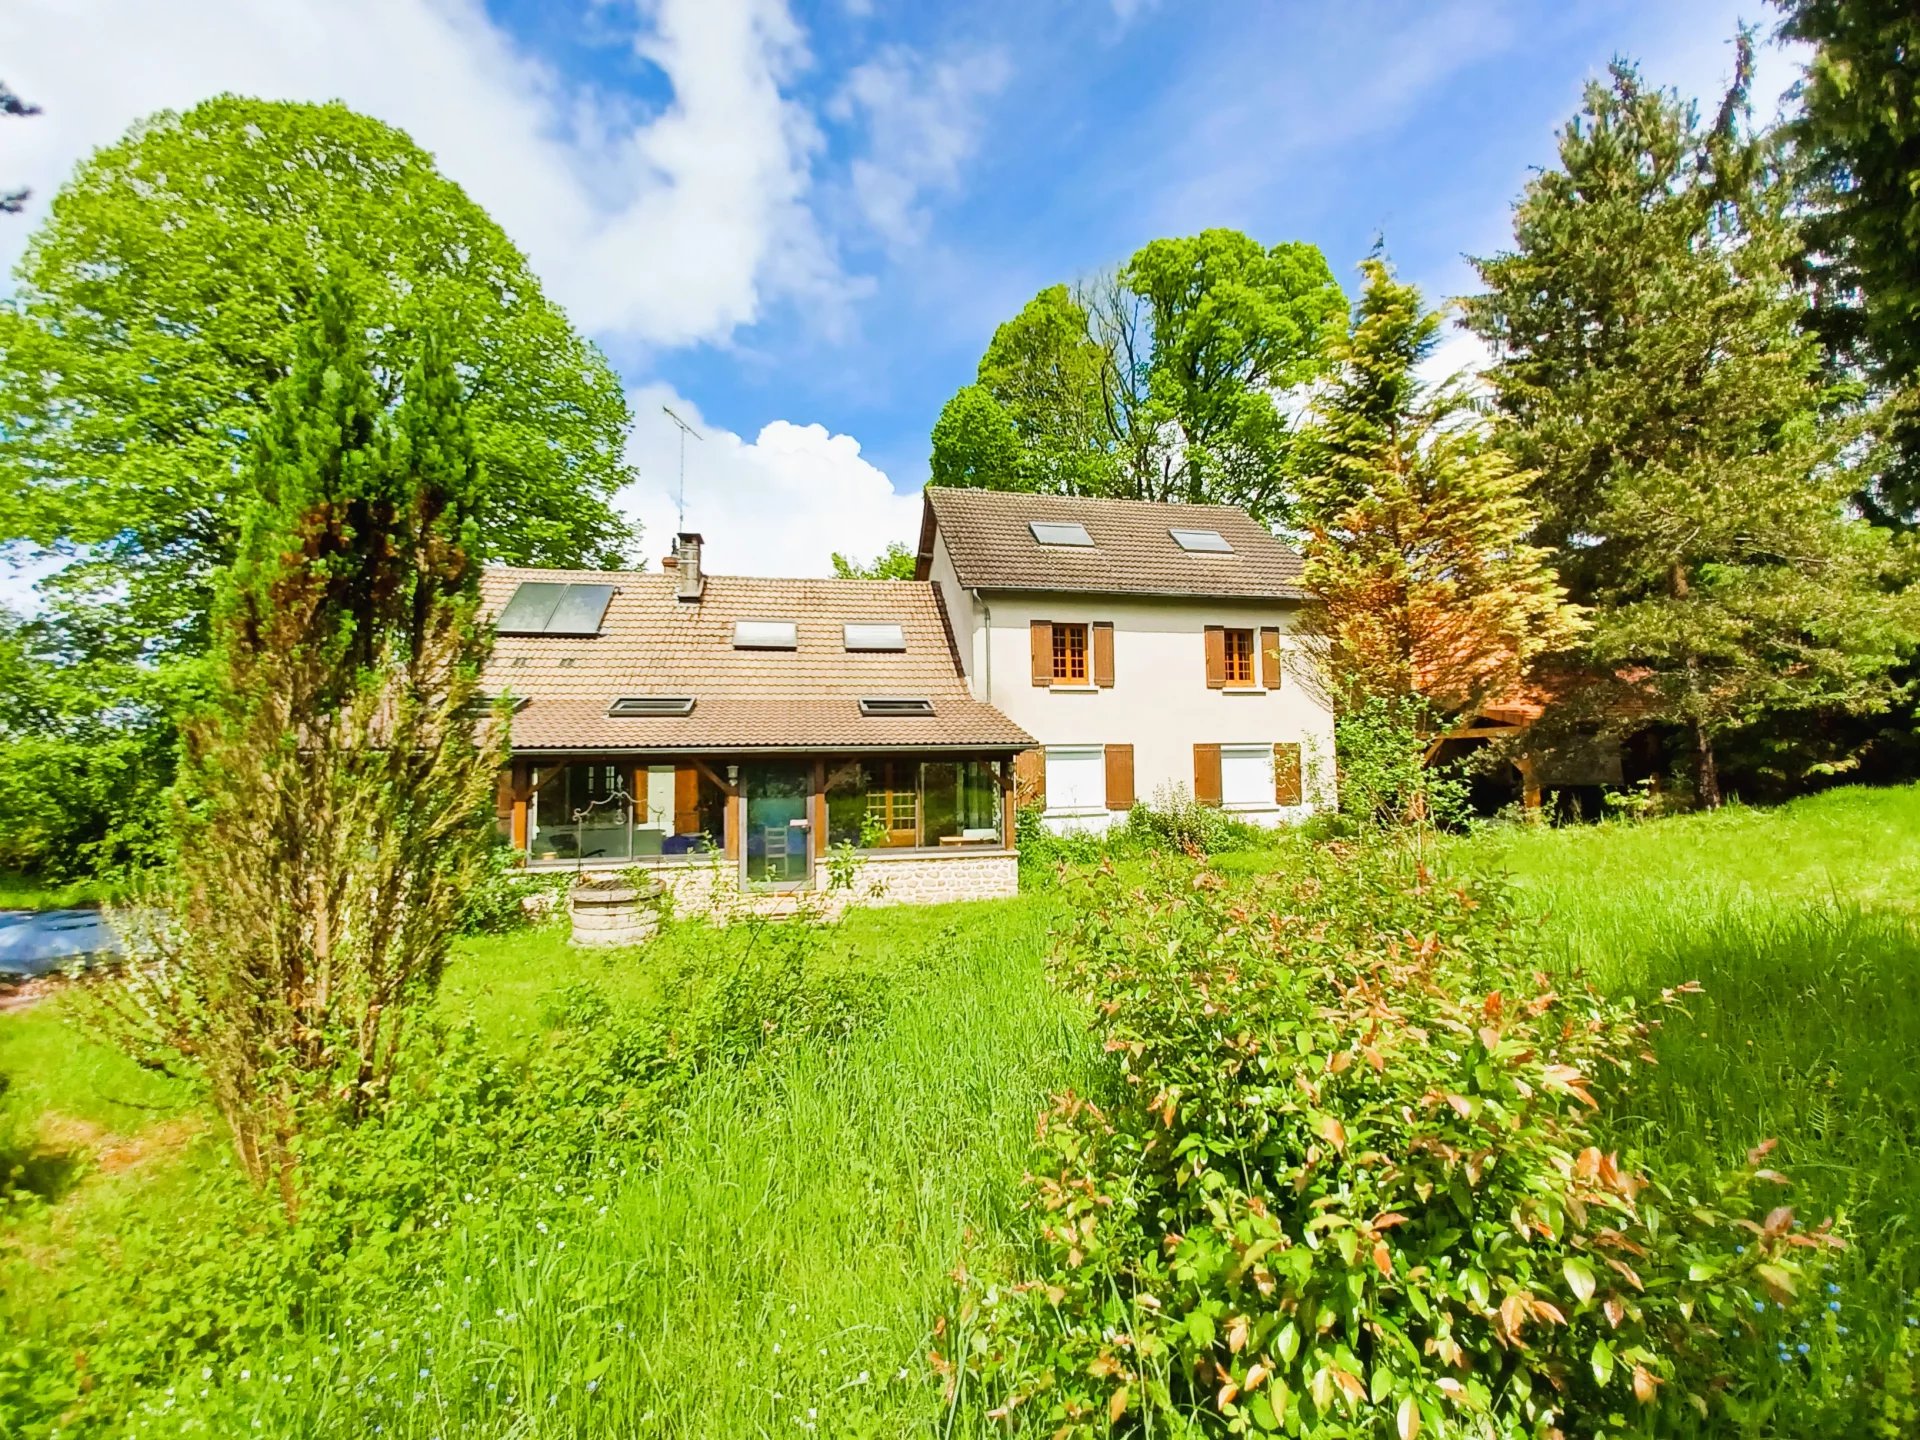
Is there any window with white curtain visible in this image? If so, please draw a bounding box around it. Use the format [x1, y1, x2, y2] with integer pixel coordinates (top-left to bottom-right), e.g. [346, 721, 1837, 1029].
[1220, 744, 1273, 809]
[1045, 745, 1107, 813]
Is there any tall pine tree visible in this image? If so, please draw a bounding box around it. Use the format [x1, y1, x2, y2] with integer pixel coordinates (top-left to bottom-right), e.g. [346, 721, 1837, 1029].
[1298, 259, 1583, 716]
[1462, 47, 1915, 806]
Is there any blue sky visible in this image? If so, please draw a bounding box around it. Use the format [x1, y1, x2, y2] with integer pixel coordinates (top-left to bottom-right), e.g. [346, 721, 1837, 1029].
[4, 0, 1801, 582]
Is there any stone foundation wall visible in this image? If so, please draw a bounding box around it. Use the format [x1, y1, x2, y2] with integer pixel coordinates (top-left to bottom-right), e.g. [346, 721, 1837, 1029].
[821, 850, 1019, 909]
[544, 848, 1016, 922]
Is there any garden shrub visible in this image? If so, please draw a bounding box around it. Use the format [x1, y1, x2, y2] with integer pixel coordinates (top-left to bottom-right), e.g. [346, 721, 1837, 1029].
[945, 846, 1840, 1437]
[459, 837, 571, 934]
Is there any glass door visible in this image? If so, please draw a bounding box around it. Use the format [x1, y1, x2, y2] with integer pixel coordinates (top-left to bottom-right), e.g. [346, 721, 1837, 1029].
[743, 761, 813, 888]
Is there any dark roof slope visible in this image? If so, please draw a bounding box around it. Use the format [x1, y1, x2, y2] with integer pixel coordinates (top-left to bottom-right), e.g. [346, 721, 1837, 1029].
[917, 487, 1310, 599]
[479, 567, 1032, 753]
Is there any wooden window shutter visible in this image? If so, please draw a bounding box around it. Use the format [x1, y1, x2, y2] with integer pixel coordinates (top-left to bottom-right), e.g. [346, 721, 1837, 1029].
[1014, 748, 1046, 807]
[1203, 625, 1226, 688]
[1104, 743, 1134, 810]
[1092, 621, 1115, 688]
[1193, 743, 1222, 807]
[1274, 742, 1303, 806]
[673, 765, 702, 835]
[1260, 627, 1282, 689]
[1030, 621, 1053, 686]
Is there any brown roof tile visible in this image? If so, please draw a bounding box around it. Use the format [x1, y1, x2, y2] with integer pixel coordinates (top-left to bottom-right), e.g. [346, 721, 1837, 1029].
[918, 486, 1310, 599]
[479, 567, 1032, 753]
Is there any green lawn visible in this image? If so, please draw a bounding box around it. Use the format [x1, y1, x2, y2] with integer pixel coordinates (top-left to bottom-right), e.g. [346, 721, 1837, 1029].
[4, 783, 1918, 1435]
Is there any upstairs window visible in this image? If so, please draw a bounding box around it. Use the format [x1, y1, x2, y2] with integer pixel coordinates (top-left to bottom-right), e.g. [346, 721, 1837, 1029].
[1029, 520, 1094, 547]
[1222, 627, 1255, 686]
[1051, 622, 1089, 683]
[495, 581, 616, 636]
[1170, 527, 1233, 553]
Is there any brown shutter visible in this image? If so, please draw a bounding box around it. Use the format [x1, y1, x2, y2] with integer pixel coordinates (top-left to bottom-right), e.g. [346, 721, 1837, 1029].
[1193, 743, 1222, 807]
[1014, 748, 1046, 808]
[1260, 627, 1282, 690]
[1204, 625, 1226, 688]
[1104, 743, 1134, 810]
[1092, 621, 1115, 688]
[1030, 620, 1053, 686]
[1274, 743, 1303, 806]
[673, 766, 702, 835]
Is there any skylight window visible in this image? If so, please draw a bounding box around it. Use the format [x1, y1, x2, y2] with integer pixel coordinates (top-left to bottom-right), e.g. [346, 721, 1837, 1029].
[1170, 528, 1234, 553]
[843, 622, 906, 652]
[733, 620, 798, 649]
[1028, 520, 1094, 547]
[608, 696, 696, 717]
[495, 581, 616, 636]
[461, 693, 530, 717]
[858, 697, 934, 716]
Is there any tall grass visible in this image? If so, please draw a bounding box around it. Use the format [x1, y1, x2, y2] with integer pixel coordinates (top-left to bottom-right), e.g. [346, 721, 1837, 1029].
[78, 900, 1102, 1438]
[1465, 787, 1920, 1424]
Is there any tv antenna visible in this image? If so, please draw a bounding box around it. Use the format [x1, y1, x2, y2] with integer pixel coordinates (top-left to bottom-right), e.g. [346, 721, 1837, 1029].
[661, 405, 702, 532]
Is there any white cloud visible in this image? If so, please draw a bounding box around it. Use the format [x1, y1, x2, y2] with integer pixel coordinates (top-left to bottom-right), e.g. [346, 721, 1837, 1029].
[0, 0, 852, 347]
[622, 384, 922, 577]
[829, 43, 1012, 249]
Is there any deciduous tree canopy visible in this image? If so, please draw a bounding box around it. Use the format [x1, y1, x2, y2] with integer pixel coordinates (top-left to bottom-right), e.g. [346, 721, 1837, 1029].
[0, 96, 637, 661]
[930, 230, 1345, 524]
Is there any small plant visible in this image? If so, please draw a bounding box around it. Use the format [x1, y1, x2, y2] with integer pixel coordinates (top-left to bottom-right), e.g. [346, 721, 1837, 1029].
[1333, 695, 1471, 832]
[945, 847, 1842, 1437]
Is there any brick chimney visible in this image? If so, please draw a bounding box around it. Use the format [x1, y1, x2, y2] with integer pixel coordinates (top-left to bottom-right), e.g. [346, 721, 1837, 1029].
[674, 532, 704, 602]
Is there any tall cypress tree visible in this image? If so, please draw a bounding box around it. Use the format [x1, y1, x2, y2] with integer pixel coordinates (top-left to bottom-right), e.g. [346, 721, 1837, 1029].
[1462, 48, 1916, 806]
[1297, 259, 1583, 717]
[104, 280, 501, 1213]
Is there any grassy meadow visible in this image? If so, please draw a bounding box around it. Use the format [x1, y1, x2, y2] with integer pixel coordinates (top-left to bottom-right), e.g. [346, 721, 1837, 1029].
[3, 783, 1918, 1435]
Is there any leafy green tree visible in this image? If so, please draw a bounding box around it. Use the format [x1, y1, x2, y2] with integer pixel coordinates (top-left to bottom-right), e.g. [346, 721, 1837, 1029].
[1298, 259, 1583, 718]
[830, 541, 918, 581]
[1776, 0, 1920, 524]
[931, 230, 1345, 523]
[98, 282, 501, 1215]
[929, 384, 1027, 488]
[1464, 49, 1917, 807]
[0, 96, 636, 661]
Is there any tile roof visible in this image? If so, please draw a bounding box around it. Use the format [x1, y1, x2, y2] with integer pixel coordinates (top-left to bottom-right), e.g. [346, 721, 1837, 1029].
[918, 486, 1311, 600]
[478, 567, 1032, 753]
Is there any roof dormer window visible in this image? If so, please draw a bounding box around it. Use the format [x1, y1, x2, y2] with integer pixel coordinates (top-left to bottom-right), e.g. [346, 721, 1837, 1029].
[858, 697, 934, 716]
[1028, 520, 1094, 548]
[732, 619, 798, 650]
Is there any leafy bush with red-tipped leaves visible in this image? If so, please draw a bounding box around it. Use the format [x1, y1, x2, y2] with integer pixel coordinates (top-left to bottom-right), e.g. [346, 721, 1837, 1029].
[943, 845, 1840, 1437]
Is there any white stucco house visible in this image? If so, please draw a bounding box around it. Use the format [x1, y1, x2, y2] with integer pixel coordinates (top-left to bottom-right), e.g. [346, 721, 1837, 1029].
[916, 487, 1335, 834]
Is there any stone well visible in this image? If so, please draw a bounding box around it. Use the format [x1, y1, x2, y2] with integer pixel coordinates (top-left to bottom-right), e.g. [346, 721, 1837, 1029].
[569, 875, 663, 948]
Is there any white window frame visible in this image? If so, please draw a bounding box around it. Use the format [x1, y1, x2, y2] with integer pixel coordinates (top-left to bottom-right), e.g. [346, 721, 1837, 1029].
[1219, 743, 1274, 810]
[1044, 745, 1108, 815]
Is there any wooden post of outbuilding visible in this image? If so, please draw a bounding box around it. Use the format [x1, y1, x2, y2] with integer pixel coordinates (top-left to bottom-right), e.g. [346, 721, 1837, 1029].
[1000, 757, 1017, 847]
[1517, 753, 1542, 811]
